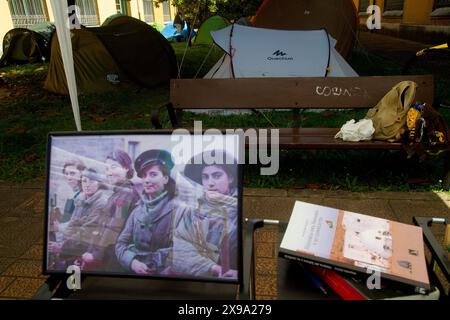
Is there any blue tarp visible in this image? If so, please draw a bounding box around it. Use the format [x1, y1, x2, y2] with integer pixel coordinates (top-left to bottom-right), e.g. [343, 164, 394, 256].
[161, 21, 196, 41]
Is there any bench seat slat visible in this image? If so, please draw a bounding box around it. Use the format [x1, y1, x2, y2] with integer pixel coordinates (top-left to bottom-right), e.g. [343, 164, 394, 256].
[246, 128, 403, 150]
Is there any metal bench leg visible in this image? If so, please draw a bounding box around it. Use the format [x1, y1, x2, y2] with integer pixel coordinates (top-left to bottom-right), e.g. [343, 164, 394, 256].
[151, 109, 163, 129]
[151, 103, 179, 129]
[167, 103, 179, 128]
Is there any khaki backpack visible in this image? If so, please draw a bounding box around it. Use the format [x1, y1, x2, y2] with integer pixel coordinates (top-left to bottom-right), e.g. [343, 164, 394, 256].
[366, 81, 418, 142]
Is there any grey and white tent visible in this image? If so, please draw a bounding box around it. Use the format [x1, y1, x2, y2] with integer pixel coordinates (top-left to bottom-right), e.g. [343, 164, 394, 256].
[204, 24, 357, 79]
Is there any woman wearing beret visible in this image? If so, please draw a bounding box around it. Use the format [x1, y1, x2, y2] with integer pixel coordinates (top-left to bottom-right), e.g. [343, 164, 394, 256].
[48, 168, 109, 270]
[81, 150, 139, 271]
[172, 150, 239, 279]
[115, 149, 182, 275]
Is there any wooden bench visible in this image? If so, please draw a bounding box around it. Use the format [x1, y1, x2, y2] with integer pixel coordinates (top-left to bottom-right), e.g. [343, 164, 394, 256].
[151, 75, 450, 187]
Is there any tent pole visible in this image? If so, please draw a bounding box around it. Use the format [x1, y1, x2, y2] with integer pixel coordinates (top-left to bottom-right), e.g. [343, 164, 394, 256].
[50, 0, 82, 131]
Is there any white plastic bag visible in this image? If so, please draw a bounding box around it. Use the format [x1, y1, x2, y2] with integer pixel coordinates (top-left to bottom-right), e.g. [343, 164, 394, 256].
[335, 119, 375, 142]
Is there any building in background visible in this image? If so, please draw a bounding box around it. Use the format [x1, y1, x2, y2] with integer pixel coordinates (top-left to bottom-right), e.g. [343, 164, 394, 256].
[0, 0, 177, 55]
[354, 0, 450, 43]
[3, 1, 448, 57]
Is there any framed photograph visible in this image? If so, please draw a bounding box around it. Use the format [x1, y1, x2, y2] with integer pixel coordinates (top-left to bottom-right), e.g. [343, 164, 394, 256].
[44, 131, 243, 285]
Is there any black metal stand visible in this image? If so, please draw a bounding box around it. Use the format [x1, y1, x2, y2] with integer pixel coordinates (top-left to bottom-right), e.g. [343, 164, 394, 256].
[243, 219, 340, 300]
[34, 275, 241, 300]
[247, 218, 441, 300]
[414, 216, 450, 300]
[32, 220, 262, 300]
[242, 219, 264, 299]
[34, 218, 447, 300]
[34, 270, 244, 300]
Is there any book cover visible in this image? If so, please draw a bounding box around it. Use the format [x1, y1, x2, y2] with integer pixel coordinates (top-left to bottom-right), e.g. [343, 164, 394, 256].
[279, 201, 431, 293]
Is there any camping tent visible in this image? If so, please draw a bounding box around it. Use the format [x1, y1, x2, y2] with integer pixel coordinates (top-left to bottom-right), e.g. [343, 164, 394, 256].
[204, 24, 358, 79]
[48, 3, 179, 131]
[151, 22, 164, 32]
[199, 24, 357, 115]
[45, 16, 177, 95]
[252, 0, 358, 60]
[102, 13, 126, 26]
[194, 15, 230, 45]
[0, 23, 55, 67]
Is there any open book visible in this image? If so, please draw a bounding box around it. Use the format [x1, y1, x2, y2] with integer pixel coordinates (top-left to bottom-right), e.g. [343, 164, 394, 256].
[279, 201, 430, 294]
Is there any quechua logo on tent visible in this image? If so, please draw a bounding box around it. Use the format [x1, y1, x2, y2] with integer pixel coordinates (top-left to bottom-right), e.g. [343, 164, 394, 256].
[268, 50, 293, 61]
[273, 50, 287, 57]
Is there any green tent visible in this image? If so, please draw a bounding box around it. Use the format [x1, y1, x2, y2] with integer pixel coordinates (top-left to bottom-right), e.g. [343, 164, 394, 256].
[194, 15, 230, 46]
[44, 16, 177, 95]
[150, 22, 164, 32]
[101, 13, 127, 26]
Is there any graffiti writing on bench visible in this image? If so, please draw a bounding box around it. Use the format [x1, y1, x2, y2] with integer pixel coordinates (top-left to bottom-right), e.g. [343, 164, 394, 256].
[315, 86, 369, 99]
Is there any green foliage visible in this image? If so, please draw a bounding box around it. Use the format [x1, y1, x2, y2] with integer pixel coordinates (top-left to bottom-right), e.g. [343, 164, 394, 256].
[215, 0, 264, 21]
[155, 0, 263, 24]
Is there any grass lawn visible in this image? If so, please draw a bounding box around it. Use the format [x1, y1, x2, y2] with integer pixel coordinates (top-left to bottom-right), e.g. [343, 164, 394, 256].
[0, 41, 449, 191]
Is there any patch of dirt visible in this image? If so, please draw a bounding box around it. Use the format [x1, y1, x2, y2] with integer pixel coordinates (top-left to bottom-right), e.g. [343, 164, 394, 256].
[0, 80, 50, 105]
[0, 75, 12, 101]
[0, 79, 17, 104]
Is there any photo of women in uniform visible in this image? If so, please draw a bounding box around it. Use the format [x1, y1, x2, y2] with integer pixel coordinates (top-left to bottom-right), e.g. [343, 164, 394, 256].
[172, 150, 239, 279]
[115, 149, 182, 275]
[45, 133, 241, 283]
[48, 168, 110, 269]
[84, 150, 139, 271]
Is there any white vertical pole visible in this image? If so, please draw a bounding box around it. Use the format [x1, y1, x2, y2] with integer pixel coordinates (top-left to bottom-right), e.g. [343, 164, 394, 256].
[50, 0, 82, 131]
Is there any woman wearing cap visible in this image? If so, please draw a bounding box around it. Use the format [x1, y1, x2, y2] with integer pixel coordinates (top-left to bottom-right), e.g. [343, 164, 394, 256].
[115, 149, 182, 275]
[48, 168, 109, 270]
[80, 150, 139, 271]
[172, 150, 238, 279]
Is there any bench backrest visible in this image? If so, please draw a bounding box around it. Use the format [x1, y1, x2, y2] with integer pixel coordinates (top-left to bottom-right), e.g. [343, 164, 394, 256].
[170, 75, 434, 110]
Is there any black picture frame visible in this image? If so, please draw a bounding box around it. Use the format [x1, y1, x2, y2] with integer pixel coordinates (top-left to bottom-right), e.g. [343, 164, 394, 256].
[43, 130, 244, 287]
